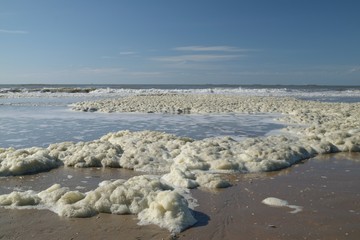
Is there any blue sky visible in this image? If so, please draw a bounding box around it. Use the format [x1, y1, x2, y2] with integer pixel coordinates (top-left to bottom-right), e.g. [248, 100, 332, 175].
[1, 0, 359, 85]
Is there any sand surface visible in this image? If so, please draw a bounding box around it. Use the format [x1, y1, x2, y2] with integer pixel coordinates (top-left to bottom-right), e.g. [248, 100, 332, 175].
[183, 152, 360, 240]
[0, 152, 359, 240]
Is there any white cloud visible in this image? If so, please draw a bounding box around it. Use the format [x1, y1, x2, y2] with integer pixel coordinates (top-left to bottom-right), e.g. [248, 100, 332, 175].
[119, 51, 137, 55]
[126, 71, 162, 77]
[0, 28, 28, 34]
[152, 54, 242, 63]
[10, 67, 163, 82]
[69, 67, 163, 78]
[152, 46, 252, 66]
[174, 45, 255, 52]
[348, 66, 360, 73]
[77, 67, 125, 74]
[101, 56, 118, 59]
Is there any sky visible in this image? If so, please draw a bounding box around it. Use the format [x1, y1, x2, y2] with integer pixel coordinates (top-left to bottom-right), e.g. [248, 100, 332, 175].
[0, 0, 359, 85]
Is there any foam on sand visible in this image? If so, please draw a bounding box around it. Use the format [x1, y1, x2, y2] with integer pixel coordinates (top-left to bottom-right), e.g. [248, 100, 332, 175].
[161, 165, 231, 189]
[0, 147, 61, 176]
[0, 175, 197, 233]
[100, 130, 193, 172]
[48, 140, 123, 168]
[262, 197, 303, 214]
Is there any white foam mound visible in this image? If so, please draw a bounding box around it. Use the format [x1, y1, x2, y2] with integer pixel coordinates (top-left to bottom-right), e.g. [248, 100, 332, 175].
[0, 190, 41, 206]
[161, 165, 230, 189]
[0, 147, 61, 176]
[0, 175, 197, 233]
[262, 197, 303, 214]
[138, 190, 197, 233]
[100, 130, 193, 172]
[170, 135, 307, 173]
[48, 140, 123, 168]
[0, 140, 124, 176]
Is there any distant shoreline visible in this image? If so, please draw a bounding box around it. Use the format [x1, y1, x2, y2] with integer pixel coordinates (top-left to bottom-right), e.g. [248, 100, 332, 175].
[1, 83, 360, 89]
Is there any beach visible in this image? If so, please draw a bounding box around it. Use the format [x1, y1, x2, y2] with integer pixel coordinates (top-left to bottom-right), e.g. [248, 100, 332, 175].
[0, 153, 359, 240]
[185, 153, 360, 240]
[0, 85, 359, 239]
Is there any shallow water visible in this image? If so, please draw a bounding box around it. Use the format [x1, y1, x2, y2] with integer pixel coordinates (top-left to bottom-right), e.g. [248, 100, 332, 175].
[0, 98, 285, 148]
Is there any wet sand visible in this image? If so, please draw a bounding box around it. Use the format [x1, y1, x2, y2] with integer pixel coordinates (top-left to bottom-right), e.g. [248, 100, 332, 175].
[1, 152, 359, 240]
[184, 152, 360, 240]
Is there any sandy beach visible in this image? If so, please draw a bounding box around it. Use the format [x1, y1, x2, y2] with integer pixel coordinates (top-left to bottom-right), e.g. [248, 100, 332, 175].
[1, 152, 359, 240]
[184, 152, 360, 240]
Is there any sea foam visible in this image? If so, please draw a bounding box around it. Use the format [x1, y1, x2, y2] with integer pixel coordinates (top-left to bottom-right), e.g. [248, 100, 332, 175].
[1, 94, 360, 232]
[0, 175, 196, 233]
[262, 197, 303, 214]
[0, 147, 61, 176]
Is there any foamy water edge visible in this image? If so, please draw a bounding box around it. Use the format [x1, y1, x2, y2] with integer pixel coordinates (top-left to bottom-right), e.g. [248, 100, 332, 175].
[1, 93, 359, 233]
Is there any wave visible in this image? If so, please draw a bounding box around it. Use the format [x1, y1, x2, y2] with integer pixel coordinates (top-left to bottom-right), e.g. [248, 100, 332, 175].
[1, 85, 360, 101]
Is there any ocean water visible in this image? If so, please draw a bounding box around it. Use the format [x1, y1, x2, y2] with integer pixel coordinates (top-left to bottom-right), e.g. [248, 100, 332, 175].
[1, 84, 360, 102]
[0, 84, 359, 233]
[0, 99, 285, 149]
[2, 84, 358, 149]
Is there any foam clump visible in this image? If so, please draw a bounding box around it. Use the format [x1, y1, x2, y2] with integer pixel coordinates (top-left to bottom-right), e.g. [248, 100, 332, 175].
[138, 190, 197, 233]
[0, 140, 124, 176]
[0, 190, 40, 206]
[0, 175, 197, 233]
[100, 130, 193, 172]
[0, 147, 61, 176]
[48, 140, 123, 168]
[262, 197, 303, 214]
[161, 165, 230, 189]
[171, 135, 315, 173]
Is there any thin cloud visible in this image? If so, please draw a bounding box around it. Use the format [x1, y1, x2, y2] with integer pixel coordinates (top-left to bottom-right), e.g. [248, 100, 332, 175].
[153, 54, 242, 63]
[126, 71, 163, 77]
[0, 28, 28, 34]
[77, 67, 125, 74]
[174, 45, 256, 52]
[348, 66, 360, 73]
[76, 67, 162, 78]
[101, 51, 137, 59]
[119, 51, 137, 55]
[101, 56, 118, 59]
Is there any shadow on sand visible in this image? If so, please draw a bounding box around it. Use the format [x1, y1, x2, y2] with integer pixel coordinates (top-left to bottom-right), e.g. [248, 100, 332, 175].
[191, 210, 210, 228]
